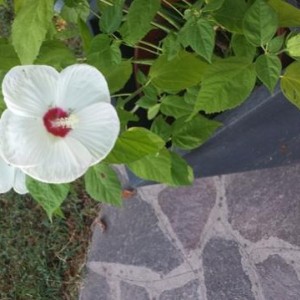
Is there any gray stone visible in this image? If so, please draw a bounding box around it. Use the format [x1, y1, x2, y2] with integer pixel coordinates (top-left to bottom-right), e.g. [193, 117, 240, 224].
[226, 164, 300, 246]
[80, 270, 110, 300]
[203, 238, 255, 300]
[256, 254, 300, 300]
[120, 282, 150, 300]
[88, 195, 183, 274]
[158, 178, 216, 251]
[159, 279, 201, 300]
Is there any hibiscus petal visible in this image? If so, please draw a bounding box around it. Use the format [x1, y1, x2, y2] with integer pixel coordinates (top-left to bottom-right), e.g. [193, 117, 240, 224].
[21, 137, 93, 184]
[69, 102, 120, 165]
[0, 156, 14, 193]
[56, 64, 110, 112]
[2, 65, 59, 117]
[13, 169, 28, 194]
[0, 110, 52, 167]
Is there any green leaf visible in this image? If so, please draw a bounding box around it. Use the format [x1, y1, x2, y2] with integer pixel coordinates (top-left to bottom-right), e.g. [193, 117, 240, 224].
[120, 0, 160, 45]
[170, 152, 194, 186]
[106, 127, 165, 164]
[26, 177, 69, 221]
[162, 32, 182, 61]
[195, 57, 256, 113]
[0, 40, 20, 71]
[149, 51, 209, 92]
[268, 0, 300, 27]
[12, 0, 54, 64]
[62, 0, 90, 22]
[78, 18, 93, 52]
[243, 0, 278, 46]
[179, 18, 215, 63]
[104, 60, 132, 93]
[255, 54, 281, 92]
[100, 0, 124, 34]
[127, 148, 193, 186]
[267, 34, 285, 54]
[281, 61, 300, 109]
[84, 163, 122, 206]
[137, 95, 157, 109]
[203, 0, 225, 12]
[172, 115, 221, 150]
[147, 103, 161, 120]
[160, 95, 193, 118]
[87, 34, 121, 70]
[117, 107, 139, 128]
[213, 0, 248, 33]
[231, 34, 256, 61]
[150, 115, 171, 142]
[286, 34, 300, 59]
[35, 40, 76, 69]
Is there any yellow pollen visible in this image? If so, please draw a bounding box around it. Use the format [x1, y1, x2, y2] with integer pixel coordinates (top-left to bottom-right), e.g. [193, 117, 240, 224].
[52, 114, 79, 129]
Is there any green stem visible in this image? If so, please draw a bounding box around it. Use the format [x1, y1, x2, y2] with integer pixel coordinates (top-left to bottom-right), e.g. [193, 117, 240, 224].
[181, 0, 192, 7]
[130, 105, 139, 113]
[123, 80, 151, 104]
[134, 45, 160, 55]
[111, 93, 132, 98]
[157, 11, 181, 30]
[132, 59, 154, 66]
[162, 0, 184, 18]
[139, 40, 163, 52]
[151, 21, 171, 33]
[98, 0, 113, 6]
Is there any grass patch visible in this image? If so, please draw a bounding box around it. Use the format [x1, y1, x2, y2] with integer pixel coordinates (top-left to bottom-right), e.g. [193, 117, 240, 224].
[0, 185, 99, 300]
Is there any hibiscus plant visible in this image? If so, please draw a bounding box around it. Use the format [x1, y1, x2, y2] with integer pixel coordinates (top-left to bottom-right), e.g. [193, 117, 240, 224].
[0, 0, 300, 218]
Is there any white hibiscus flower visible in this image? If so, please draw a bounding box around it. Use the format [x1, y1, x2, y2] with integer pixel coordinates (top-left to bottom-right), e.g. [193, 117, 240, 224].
[0, 64, 120, 184]
[0, 155, 27, 194]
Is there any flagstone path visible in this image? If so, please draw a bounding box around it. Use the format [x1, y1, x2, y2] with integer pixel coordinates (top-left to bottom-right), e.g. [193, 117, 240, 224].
[80, 163, 300, 300]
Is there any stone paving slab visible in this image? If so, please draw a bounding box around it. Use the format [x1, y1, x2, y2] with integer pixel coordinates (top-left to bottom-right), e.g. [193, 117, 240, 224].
[80, 164, 300, 300]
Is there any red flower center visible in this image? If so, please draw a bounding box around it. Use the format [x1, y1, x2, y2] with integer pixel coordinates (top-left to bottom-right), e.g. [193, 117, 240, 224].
[43, 107, 71, 137]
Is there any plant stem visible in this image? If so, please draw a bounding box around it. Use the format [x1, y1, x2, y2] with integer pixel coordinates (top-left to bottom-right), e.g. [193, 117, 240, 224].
[181, 0, 192, 7]
[98, 0, 113, 6]
[157, 11, 181, 30]
[111, 93, 132, 98]
[132, 59, 154, 65]
[151, 21, 171, 33]
[139, 40, 163, 52]
[130, 105, 139, 113]
[134, 45, 160, 55]
[123, 80, 152, 104]
[162, 0, 184, 18]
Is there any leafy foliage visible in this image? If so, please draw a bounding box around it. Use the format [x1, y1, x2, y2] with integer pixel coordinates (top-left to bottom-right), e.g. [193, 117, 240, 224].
[1, 0, 300, 216]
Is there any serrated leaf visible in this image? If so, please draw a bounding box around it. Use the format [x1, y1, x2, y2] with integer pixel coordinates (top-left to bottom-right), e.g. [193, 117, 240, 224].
[179, 18, 215, 62]
[120, 0, 160, 45]
[243, 0, 278, 46]
[104, 60, 132, 93]
[106, 127, 165, 164]
[170, 152, 194, 186]
[147, 103, 161, 120]
[160, 95, 193, 118]
[162, 32, 181, 61]
[268, 0, 300, 27]
[267, 34, 285, 54]
[172, 115, 221, 150]
[100, 0, 124, 33]
[26, 177, 69, 221]
[231, 34, 256, 61]
[213, 0, 248, 33]
[195, 57, 256, 113]
[255, 54, 281, 92]
[127, 148, 193, 186]
[116, 107, 139, 132]
[35, 40, 76, 69]
[87, 34, 121, 70]
[84, 163, 122, 206]
[203, 0, 225, 12]
[281, 61, 300, 109]
[149, 51, 208, 92]
[0, 40, 20, 71]
[286, 34, 300, 59]
[150, 115, 171, 142]
[12, 0, 54, 64]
